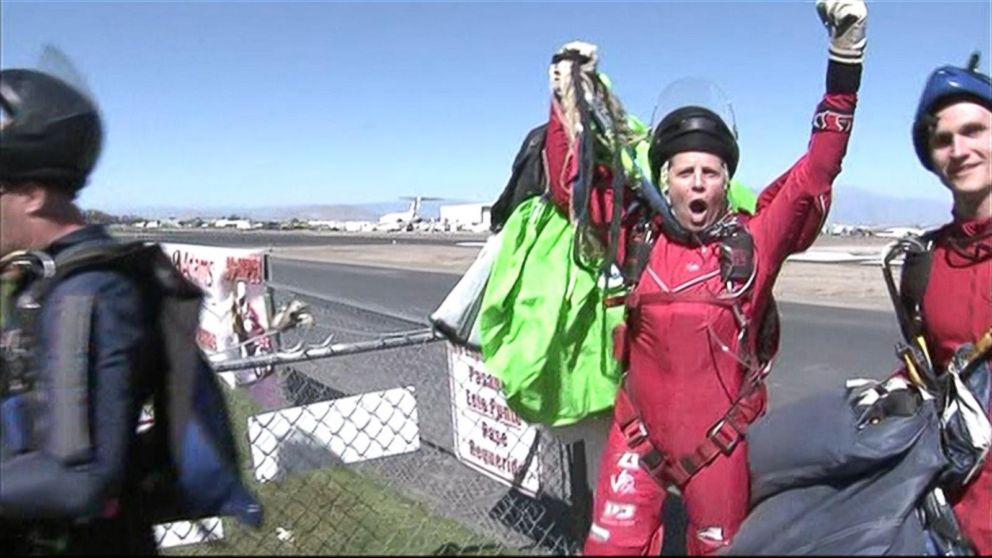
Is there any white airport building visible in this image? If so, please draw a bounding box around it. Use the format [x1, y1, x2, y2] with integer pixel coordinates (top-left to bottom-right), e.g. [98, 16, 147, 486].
[439, 203, 492, 232]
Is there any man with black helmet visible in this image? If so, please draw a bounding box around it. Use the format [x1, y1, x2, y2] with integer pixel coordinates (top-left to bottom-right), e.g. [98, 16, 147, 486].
[903, 55, 991, 554]
[541, 1, 866, 554]
[0, 58, 160, 554]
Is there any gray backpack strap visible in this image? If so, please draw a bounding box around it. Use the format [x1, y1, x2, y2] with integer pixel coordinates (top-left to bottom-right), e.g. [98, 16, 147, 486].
[20, 239, 147, 464]
[47, 293, 96, 464]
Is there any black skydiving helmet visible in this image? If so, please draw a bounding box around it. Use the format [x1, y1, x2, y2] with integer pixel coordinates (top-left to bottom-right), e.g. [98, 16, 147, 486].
[0, 47, 103, 193]
[647, 78, 741, 242]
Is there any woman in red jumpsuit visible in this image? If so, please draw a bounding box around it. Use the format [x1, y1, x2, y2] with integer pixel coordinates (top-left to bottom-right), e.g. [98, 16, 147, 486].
[909, 58, 992, 555]
[542, 1, 867, 554]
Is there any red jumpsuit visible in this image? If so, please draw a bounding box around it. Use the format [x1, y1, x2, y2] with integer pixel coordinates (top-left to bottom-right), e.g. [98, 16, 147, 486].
[544, 90, 858, 555]
[921, 215, 992, 555]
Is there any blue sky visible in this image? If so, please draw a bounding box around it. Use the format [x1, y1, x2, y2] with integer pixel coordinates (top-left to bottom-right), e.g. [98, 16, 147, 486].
[2, 1, 990, 213]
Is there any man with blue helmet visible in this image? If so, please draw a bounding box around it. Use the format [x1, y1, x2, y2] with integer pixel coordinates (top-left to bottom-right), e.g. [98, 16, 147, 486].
[913, 55, 992, 221]
[907, 54, 991, 554]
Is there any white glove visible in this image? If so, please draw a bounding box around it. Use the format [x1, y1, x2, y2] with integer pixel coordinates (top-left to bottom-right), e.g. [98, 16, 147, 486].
[816, 0, 868, 64]
[548, 40, 599, 144]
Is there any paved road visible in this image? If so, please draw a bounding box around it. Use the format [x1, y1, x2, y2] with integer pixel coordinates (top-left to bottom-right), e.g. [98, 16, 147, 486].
[267, 256, 901, 410]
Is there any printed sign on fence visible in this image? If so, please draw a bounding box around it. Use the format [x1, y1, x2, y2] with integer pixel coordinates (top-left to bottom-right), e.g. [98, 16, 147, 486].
[160, 243, 273, 385]
[448, 343, 541, 496]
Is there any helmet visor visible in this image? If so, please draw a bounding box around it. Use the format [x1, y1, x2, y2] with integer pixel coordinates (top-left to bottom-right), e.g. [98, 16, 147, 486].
[650, 77, 738, 139]
[36, 45, 96, 103]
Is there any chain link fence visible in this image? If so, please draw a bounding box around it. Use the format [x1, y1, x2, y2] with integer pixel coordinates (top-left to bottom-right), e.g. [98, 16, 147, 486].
[157, 282, 599, 555]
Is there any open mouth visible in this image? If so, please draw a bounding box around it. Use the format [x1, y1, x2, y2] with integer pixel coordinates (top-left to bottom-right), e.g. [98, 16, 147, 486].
[689, 199, 709, 217]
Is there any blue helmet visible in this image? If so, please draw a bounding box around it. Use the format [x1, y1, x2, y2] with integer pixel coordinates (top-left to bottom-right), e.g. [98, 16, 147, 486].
[912, 52, 992, 172]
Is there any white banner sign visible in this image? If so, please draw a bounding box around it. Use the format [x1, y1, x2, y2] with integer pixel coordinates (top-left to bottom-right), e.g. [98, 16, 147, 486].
[448, 343, 541, 496]
[160, 243, 273, 385]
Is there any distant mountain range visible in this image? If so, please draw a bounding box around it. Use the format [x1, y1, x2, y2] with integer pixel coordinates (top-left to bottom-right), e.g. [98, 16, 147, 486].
[828, 185, 951, 227]
[94, 188, 951, 227]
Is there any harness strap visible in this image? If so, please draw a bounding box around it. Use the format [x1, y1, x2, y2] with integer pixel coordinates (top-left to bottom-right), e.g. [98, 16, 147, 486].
[614, 380, 765, 490]
[604, 288, 744, 310]
[626, 290, 740, 309]
[48, 294, 95, 464]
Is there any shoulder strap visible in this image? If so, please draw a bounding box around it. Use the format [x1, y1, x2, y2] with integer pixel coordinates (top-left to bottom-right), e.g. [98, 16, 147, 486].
[52, 239, 149, 279]
[896, 229, 941, 342]
[21, 239, 148, 303]
[718, 221, 756, 286]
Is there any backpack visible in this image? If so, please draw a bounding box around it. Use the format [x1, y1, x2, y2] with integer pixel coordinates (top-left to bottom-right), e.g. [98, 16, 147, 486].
[10, 239, 262, 527]
[489, 124, 548, 233]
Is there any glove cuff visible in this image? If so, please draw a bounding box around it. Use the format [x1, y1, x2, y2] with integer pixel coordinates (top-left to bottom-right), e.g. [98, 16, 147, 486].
[828, 45, 865, 65]
[826, 59, 862, 94]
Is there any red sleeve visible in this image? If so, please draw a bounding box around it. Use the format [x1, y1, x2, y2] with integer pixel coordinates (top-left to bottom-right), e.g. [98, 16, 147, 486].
[544, 99, 634, 264]
[752, 92, 857, 267]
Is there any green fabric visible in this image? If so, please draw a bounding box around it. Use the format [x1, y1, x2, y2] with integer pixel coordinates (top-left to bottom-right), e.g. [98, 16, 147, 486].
[479, 197, 625, 426]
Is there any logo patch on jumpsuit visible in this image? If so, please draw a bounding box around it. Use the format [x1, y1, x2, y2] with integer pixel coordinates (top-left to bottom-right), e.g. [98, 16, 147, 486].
[610, 469, 636, 495]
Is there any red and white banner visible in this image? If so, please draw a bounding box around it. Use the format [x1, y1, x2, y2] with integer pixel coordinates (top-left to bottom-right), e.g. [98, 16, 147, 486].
[161, 243, 273, 384]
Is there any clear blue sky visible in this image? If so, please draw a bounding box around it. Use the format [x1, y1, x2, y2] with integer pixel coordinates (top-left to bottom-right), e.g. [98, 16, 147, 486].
[2, 1, 990, 213]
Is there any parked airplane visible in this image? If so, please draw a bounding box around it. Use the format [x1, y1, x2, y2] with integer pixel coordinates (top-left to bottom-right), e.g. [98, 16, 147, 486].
[378, 196, 441, 232]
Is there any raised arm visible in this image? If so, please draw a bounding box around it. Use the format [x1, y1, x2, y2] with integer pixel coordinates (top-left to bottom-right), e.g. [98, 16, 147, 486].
[752, 0, 867, 263]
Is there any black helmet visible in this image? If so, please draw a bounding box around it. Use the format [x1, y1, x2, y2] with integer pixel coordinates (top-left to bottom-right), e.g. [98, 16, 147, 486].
[648, 105, 739, 183]
[0, 68, 103, 192]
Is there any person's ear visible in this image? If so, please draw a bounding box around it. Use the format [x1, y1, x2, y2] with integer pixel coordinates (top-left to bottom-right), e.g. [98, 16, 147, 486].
[22, 182, 49, 216]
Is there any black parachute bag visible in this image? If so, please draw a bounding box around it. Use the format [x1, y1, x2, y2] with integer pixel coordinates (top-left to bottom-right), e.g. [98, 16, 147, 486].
[45, 240, 263, 527]
[489, 124, 548, 233]
[724, 380, 945, 555]
[725, 370, 987, 556]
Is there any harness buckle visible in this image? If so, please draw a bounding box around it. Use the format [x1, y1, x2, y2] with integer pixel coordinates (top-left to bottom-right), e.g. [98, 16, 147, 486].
[621, 418, 649, 447]
[708, 418, 742, 455]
